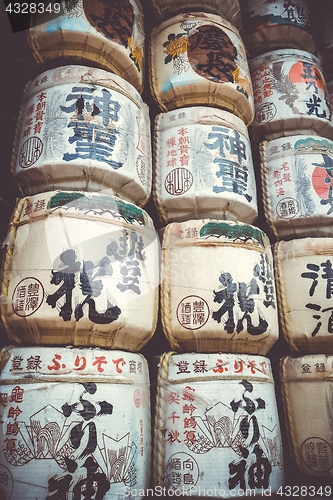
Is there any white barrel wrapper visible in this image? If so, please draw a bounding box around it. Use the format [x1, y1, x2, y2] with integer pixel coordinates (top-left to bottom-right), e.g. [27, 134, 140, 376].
[0, 346, 151, 500]
[260, 135, 333, 239]
[153, 107, 258, 225]
[280, 354, 333, 477]
[0, 191, 159, 350]
[160, 219, 279, 355]
[241, 0, 316, 57]
[28, 0, 145, 94]
[154, 352, 284, 496]
[12, 66, 151, 206]
[275, 238, 333, 354]
[149, 13, 254, 125]
[250, 49, 333, 141]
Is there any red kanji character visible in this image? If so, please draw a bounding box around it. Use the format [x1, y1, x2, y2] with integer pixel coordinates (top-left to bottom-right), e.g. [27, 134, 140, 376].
[273, 170, 281, 179]
[276, 187, 285, 197]
[9, 386, 24, 403]
[0, 393, 8, 407]
[183, 386, 195, 402]
[23, 127, 31, 137]
[178, 127, 188, 137]
[27, 104, 34, 116]
[4, 438, 16, 450]
[259, 361, 267, 375]
[36, 91, 47, 102]
[34, 122, 42, 134]
[168, 392, 180, 405]
[93, 356, 108, 373]
[234, 360, 243, 373]
[183, 404, 196, 416]
[167, 430, 181, 444]
[168, 411, 180, 424]
[247, 360, 257, 374]
[6, 422, 19, 436]
[184, 417, 196, 429]
[7, 406, 22, 421]
[74, 355, 87, 371]
[48, 354, 62, 371]
[213, 359, 226, 373]
[184, 430, 196, 444]
[112, 357, 125, 374]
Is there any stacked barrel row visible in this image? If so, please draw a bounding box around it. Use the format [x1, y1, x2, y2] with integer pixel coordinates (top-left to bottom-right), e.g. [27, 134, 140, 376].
[0, 2, 157, 499]
[241, 0, 333, 493]
[147, 0, 288, 496]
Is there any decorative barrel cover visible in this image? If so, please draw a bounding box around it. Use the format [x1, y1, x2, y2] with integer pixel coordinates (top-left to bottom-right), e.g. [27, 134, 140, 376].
[0, 346, 151, 500]
[241, 0, 316, 58]
[27, 0, 145, 94]
[153, 107, 258, 225]
[280, 354, 333, 477]
[149, 0, 241, 29]
[149, 12, 254, 125]
[275, 238, 333, 354]
[11, 66, 151, 206]
[160, 219, 279, 354]
[260, 135, 333, 240]
[250, 49, 333, 141]
[0, 191, 160, 350]
[154, 351, 284, 495]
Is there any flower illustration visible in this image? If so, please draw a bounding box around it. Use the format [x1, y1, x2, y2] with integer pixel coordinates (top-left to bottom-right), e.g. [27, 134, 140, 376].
[163, 33, 188, 64]
[128, 37, 143, 72]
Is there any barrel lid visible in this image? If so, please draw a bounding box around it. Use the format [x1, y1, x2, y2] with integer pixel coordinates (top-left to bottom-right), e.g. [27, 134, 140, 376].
[162, 219, 270, 251]
[280, 354, 333, 382]
[249, 48, 322, 73]
[151, 11, 239, 37]
[0, 346, 149, 384]
[158, 351, 273, 383]
[12, 190, 154, 230]
[274, 237, 333, 262]
[155, 106, 249, 138]
[22, 65, 144, 107]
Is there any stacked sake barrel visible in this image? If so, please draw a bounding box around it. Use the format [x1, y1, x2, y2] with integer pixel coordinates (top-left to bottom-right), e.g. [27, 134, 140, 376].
[0, 2, 156, 498]
[148, 0, 285, 496]
[240, 0, 333, 489]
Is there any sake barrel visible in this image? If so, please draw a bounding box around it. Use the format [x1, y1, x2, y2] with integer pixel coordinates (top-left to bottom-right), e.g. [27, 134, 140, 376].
[149, 0, 241, 29]
[11, 66, 152, 206]
[241, 0, 316, 58]
[27, 0, 145, 94]
[149, 12, 254, 125]
[280, 354, 333, 478]
[0, 191, 159, 350]
[275, 238, 333, 354]
[154, 351, 284, 496]
[250, 49, 333, 141]
[0, 346, 151, 500]
[160, 219, 279, 354]
[153, 107, 258, 225]
[260, 135, 333, 240]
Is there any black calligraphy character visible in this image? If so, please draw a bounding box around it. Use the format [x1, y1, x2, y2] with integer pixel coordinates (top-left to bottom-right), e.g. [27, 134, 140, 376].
[248, 444, 272, 489]
[46, 249, 80, 321]
[228, 446, 249, 491]
[212, 272, 237, 333]
[74, 258, 121, 324]
[46, 456, 78, 500]
[301, 263, 320, 296]
[72, 456, 110, 500]
[306, 94, 327, 118]
[62, 383, 113, 459]
[237, 279, 268, 336]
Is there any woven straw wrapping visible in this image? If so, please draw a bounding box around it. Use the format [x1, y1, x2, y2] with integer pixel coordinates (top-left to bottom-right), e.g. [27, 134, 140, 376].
[27, 0, 145, 94]
[0, 191, 159, 350]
